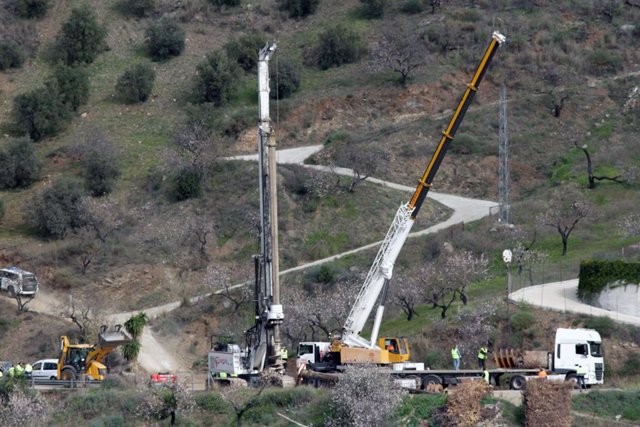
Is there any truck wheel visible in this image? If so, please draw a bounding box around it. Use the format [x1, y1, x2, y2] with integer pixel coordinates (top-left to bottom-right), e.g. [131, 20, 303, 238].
[61, 367, 77, 381]
[421, 374, 443, 390]
[509, 375, 526, 390]
[565, 373, 578, 388]
[7, 286, 15, 297]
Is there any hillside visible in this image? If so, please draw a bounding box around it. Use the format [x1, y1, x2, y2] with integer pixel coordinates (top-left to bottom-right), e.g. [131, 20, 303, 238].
[0, 0, 640, 393]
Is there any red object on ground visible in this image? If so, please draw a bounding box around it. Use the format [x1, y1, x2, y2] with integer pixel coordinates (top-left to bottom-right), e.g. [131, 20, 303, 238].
[150, 372, 177, 384]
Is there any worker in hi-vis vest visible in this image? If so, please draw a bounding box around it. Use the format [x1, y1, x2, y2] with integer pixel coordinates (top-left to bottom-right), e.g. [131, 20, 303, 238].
[477, 345, 488, 370]
[451, 345, 461, 370]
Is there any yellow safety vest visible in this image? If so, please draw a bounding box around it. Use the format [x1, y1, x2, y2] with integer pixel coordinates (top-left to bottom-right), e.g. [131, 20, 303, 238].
[451, 348, 460, 359]
[478, 347, 488, 360]
[483, 370, 490, 383]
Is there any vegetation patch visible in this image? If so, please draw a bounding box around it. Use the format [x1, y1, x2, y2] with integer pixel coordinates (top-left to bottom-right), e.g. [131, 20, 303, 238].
[578, 260, 640, 302]
[573, 390, 640, 422]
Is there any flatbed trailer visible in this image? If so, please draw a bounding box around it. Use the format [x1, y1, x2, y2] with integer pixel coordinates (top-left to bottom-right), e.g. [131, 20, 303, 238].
[301, 366, 545, 391]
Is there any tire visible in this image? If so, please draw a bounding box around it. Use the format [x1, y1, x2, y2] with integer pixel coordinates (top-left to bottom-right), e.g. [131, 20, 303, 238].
[60, 367, 77, 381]
[7, 286, 15, 298]
[421, 374, 443, 390]
[509, 375, 527, 390]
[565, 373, 578, 389]
[50, 376, 57, 380]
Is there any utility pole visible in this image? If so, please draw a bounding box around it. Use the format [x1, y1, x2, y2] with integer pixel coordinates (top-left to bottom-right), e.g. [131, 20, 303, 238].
[256, 43, 284, 372]
[498, 85, 511, 225]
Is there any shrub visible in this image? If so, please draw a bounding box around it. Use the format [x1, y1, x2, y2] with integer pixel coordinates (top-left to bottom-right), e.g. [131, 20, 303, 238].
[616, 352, 640, 376]
[51, 64, 90, 111]
[270, 55, 301, 99]
[119, 0, 155, 17]
[55, 5, 108, 65]
[578, 260, 640, 302]
[315, 23, 366, 69]
[582, 316, 617, 338]
[82, 138, 121, 196]
[279, 0, 320, 18]
[11, 82, 70, 141]
[196, 392, 230, 413]
[194, 50, 241, 106]
[0, 137, 41, 189]
[0, 41, 24, 70]
[9, 0, 50, 19]
[223, 32, 265, 72]
[587, 49, 622, 76]
[360, 0, 386, 19]
[29, 177, 88, 238]
[396, 394, 448, 426]
[509, 310, 536, 332]
[400, 0, 422, 14]
[115, 63, 156, 103]
[171, 166, 202, 201]
[146, 17, 185, 61]
[207, 0, 241, 7]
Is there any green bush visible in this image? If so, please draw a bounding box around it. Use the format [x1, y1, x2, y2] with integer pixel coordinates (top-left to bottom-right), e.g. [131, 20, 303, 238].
[29, 177, 88, 239]
[360, 0, 386, 19]
[400, 0, 422, 14]
[55, 5, 108, 65]
[396, 394, 448, 426]
[82, 139, 121, 197]
[194, 50, 241, 106]
[582, 316, 617, 338]
[207, 0, 241, 7]
[279, 0, 320, 18]
[616, 352, 640, 376]
[171, 166, 202, 201]
[11, 82, 70, 141]
[196, 392, 230, 413]
[91, 414, 126, 427]
[587, 49, 622, 76]
[223, 32, 265, 72]
[315, 23, 366, 69]
[119, 0, 155, 17]
[0, 41, 24, 70]
[52, 64, 90, 111]
[509, 311, 536, 332]
[578, 260, 640, 302]
[115, 63, 156, 103]
[146, 17, 185, 61]
[573, 390, 640, 421]
[0, 137, 41, 189]
[270, 55, 301, 99]
[10, 0, 50, 19]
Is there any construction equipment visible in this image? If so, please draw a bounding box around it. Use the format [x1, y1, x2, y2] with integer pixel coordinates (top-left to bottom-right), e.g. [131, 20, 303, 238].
[208, 43, 293, 387]
[57, 325, 131, 381]
[311, 31, 506, 371]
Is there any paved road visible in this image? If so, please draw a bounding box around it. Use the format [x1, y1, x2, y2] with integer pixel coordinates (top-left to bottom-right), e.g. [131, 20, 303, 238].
[509, 279, 640, 326]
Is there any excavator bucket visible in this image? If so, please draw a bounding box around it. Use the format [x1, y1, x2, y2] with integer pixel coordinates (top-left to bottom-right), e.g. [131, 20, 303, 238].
[98, 324, 132, 349]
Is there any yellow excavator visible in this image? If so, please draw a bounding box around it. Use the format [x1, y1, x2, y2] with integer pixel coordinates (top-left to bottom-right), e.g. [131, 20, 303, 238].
[57, 325, 131, 381]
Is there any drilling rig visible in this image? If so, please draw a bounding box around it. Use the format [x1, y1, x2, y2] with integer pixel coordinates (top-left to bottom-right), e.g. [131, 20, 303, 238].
[208, 44, 293, 387]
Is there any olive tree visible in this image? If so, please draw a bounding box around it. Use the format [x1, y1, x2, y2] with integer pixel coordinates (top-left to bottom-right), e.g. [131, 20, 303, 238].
[54, 5, 108, 65]
[28, 177, 88, 239]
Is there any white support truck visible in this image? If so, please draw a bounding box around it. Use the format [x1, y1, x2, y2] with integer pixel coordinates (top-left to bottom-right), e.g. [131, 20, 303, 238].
[301, 328, 605, 391]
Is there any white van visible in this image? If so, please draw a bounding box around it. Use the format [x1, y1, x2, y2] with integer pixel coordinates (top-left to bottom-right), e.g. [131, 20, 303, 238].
[31, 359, 58, 380]
[0, 266, 39, 296]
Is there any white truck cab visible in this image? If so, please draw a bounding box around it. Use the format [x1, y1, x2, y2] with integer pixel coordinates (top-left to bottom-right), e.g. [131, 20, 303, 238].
[296, 342, 331, 368]
[554, 328, 604, 385]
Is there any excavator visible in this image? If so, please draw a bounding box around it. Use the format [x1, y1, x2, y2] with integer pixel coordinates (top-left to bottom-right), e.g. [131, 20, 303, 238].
[57, 324, 131, 381]
[310, 31, 506, 371]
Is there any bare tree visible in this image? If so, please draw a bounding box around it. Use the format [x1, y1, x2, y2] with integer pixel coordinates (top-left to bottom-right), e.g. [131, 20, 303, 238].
[371, 20, 427, 86]
[419, 251, 489, 319]
[454, 303, 497, 368]
[221, 381, 268, 427]
[574, 142, 624, 189]
[204, 265, 251, 315]
[80, 197, 127, 243]
[182, 215, 217, 263]
[546, 89, 569, 118]
[136, 383, 195, 426]
[333, 142, 388, 192]
[538, 185, 592, 256]
[390, 276, 423, 321]
[57, 294, 106, 343]
[174, 121, 221, 179]
[327, 365, 406, 427]
[282, 277, 359, 344]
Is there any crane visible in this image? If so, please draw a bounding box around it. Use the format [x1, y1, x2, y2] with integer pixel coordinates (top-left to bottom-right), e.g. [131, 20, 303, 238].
[329, 31, 506, 366]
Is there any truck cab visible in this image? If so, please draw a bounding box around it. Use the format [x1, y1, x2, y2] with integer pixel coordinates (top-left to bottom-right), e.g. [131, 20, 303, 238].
[553, 328, 604, 386]
[296, 342, 330, 368]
